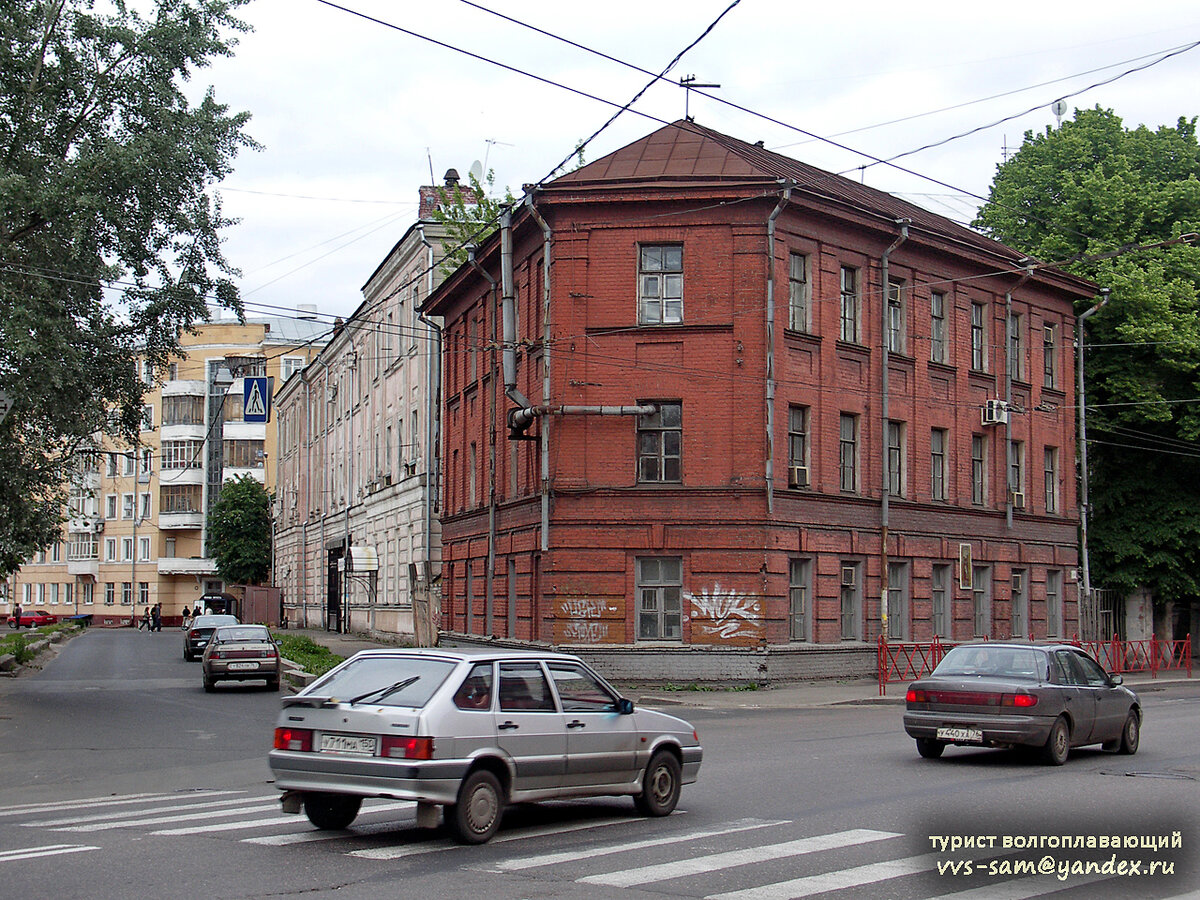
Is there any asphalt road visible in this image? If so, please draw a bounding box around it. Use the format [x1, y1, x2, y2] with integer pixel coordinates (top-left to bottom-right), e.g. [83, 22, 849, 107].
[1, 628, 1197, 900]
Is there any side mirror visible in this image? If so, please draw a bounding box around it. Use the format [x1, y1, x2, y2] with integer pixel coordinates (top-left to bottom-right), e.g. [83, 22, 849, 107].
[1109, 674, 1123, 686]
[617, 698, 635, 715]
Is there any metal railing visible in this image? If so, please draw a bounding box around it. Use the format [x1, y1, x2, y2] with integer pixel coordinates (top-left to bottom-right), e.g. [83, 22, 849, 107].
[1068, 634, 1192, 679]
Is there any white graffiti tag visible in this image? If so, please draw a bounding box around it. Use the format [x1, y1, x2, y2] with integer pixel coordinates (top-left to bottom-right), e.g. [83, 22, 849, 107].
[560, 598, 609, 618]
[684, 585, 761, 639]
[562, 621, 610, 643]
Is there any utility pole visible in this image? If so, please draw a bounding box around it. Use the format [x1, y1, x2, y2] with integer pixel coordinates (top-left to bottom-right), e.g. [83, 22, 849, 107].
[1078, 289, 1109, 642]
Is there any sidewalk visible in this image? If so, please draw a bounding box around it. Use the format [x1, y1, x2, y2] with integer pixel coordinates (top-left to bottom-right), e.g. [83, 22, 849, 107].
[283, 627, 1194, 710]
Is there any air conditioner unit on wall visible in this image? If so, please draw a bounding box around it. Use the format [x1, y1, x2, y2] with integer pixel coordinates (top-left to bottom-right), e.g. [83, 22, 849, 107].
[1010, 490, 1025, 509]
[788, 465, 809, 488]
[982, 399, 1009, 426]
[840, 565, 856, 587]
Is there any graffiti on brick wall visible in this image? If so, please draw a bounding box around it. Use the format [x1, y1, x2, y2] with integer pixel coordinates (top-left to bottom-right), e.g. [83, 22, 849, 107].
[560, 598, 609, 619]
[561, 620, 611, 643]
[685, 585, 761, 639]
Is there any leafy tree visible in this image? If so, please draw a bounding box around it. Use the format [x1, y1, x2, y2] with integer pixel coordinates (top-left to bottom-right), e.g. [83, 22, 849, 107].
[430, 169, 516, 275]
[975, 106, 1200, 606]
[208, 474, 271, 585]
[0, 0, 256, 577]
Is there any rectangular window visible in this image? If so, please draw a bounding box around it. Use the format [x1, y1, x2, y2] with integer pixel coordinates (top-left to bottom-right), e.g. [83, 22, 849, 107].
[160, 485, 201, 513]
[971, 435, 986, 505]
[106, 493, 117, 519]
[140, 449, 153, 479]
[1044, 446, 1059, 513]
[223, 440, 265, 468]
[106, 453, 118, 477]
[222, 391, 244, 422]
[122, 582, 132, 605]
[887, 279, 905, 353]
[1012, 569, 1028, 638]
[971, 302, 987, 371]
[122, 538, 133, 561]
[82, 582, 94, 606]
[168, 362, 178, 381]
[139, 537, 151, 561]
[122, 493, 134, 519]
[48, 583, 58, 605]
[930, 291, 947, 363]
[637, 402, 682, 483]
[105, 582, 115, 606]
[1046, 569, 1062, 636]
[788, 252, 810, 332]
[282, 356, 305, 381]
[162, 394, 205, 425]
[886, 420, 905, 496]
[105, 538, 116, 561]
[637, 557, 683, 640]
[139, 492, 151, 519]
[164, 537, 176, 558]
[839, 413, 858, 492]
[469, 317, 479, 382]
[839, 266, 859, 343]
[930, 428, 947, 501]
[1043, 324, 1058, 389]
[162, 440, 203, 469]
[840, 561, 861, 640]
[789, 558, 811, 641]
[638, 245, 683, 325]
[1010, 440, 1025, 507]
[972, 566, 991, 637]
[887, 562, 909, 640]
[139, 582, 149, 606]
[932, 564, 951, 638]
[787, 405, 809, 487]
[123, 453, 135, 476]
[1008, 312, 1024, 380]
[141, 405, 154, 431]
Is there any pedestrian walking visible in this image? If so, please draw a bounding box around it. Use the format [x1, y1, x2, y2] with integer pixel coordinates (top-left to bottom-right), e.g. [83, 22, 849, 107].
[139, 606, 151, 631]
[10, 602, 21, 628]
[151, 603, 162, 632]
[181, 605, 193, 630]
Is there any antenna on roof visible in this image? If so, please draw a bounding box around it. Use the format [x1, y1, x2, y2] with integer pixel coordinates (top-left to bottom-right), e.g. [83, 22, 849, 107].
[426, 148, 435, 185]
[679, 74, 720, 121]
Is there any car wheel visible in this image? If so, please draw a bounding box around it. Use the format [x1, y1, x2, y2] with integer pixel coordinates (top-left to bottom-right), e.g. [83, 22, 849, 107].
[1042, 716, 1070, 766]
[203, 677, 215, 693]
[1118, 710, 1140, 755]
[447, 770, 504, 844]
[266, 677, 280, 691]
[303, 792, 362, 830]
[916, 738, 945, 759]
[633, 749, 682, 817]
[184, 649, 193, 661]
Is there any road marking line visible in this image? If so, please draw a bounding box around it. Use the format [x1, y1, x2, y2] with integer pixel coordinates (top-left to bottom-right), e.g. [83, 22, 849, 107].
[153, 801, 416, 836]
[705, 851, 940, 899]
[580, 828, 902, 888]
[54, 797, 279, 832]
[0, 791, 237, 817]
[490, 818, 789, 872]
[27, 794, 277, 827]
[928, 872, 1114, 899]
[349, 813, 653, 860]
[0, 844, 99, 862]
[244, 809, 417, 845]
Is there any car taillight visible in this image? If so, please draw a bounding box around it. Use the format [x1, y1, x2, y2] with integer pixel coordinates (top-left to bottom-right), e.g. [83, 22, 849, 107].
[262, 648, 278, 660]
[906, 689, 927, 703]
[1003, 692, 1039, 708]
[274, 727, 313, 752]
[380, 736, 433, 760]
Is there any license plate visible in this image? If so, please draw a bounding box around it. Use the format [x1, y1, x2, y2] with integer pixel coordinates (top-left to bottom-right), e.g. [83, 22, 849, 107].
[319, 733, 378, 756]
[937, 727, 983, 743]
[227, 661, 259, 671]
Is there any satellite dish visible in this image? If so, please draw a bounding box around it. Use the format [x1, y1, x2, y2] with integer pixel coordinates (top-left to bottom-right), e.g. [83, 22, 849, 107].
[468, 160, 484, 181]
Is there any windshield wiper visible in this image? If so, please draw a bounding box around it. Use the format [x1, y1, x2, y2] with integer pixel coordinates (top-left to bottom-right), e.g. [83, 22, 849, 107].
[349, 675, 421, 706]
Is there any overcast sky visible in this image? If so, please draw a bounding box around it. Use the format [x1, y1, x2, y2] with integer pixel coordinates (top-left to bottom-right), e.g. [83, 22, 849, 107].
[198, 0, 1200, 322]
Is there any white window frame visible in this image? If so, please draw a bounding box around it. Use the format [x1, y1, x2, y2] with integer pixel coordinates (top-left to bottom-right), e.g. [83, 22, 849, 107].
[788, 252, 810, 332]
[636, 557, 683, 641]
[638, 244, 683, 325]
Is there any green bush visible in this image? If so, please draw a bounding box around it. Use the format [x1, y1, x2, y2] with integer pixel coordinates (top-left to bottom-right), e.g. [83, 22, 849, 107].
[0, 633, 34, 665]
[276, 635, 344, 677]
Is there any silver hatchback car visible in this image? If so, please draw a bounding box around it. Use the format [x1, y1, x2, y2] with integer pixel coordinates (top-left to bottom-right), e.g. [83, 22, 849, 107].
[269, 648, 703, 843]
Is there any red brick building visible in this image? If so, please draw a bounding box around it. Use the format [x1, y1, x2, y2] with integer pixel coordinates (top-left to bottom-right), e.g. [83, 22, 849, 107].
[424, 121, 1095, 680]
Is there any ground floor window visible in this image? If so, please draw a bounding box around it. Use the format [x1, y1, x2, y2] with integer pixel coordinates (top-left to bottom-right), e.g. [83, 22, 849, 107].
[637, 557, 682, 640]
[886, 562, 909, 640]
[840, 561, 861, 640]
[1046, 569, 1062, 637]
[931, 564, 951, 638]
[789, 558, 811, 641]
[972, 566, 991, 637]
[1011, 569, 1028, 638]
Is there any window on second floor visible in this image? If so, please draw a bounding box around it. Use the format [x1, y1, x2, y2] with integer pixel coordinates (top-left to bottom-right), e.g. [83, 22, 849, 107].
[839, 266, 859, 343]
[1008, 312, 1024, 381]
[1044, 446, 1059, 513]
[886, 420, 905, 496]
[637, 403, 682, 483]
[788, 252, 810, 332]
[971, 302, 988, 371]
[971, 434, 987, 505]
[930, 291, 947, 363]
[887, 279, 906, 354]
[638, 245, 683, 325]
[839, 413, 858, 492]
[1043, 324, 1059, 389]
[787, 405, 810, 487]
[931, 428, 948, 501]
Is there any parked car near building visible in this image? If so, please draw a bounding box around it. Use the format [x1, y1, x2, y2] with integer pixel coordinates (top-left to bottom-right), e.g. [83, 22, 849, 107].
[201, 624, 281, 691]
[269, 648, 703, 843]
[183, 613, 239, 661]
[903, 642, 1141, 764]
[6, 611, 58, 629]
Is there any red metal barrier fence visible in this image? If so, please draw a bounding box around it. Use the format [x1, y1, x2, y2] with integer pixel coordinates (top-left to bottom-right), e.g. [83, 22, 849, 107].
[879, 634, 1193, 695]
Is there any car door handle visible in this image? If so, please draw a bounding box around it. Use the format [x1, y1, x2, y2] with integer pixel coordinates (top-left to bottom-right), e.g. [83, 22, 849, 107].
[567, 720, 586, 729]
[498, 721, 519, 730]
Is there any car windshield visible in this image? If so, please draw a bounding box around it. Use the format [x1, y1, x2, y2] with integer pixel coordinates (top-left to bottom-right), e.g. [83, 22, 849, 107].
[932, 645, 1047, 680]
[304, 656, 458, 708]
[214, 626, 270, 643]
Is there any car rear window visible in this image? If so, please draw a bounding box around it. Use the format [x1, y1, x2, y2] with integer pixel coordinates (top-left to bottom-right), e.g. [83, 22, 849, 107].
[933, 646, 1047, 680]
[214, 626, 271, 642]
[306, 656, 458, 708]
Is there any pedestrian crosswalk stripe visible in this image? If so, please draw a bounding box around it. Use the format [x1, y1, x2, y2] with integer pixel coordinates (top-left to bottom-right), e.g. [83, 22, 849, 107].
[154, 801, 416, 836]
[245, 809, 417, 845]
[580, 828, 902, 888]
[928, 872, 1114, 900]
[490, 818, 788, 872]
[0, 790, 235, 818]
[54, 797, 279, 832]
[0, 844, 99, 862]
[707, 851, 941, 900]
[26, 794, 274, 828]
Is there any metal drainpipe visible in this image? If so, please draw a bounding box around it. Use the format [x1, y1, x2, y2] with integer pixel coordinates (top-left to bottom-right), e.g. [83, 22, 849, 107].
[467, 245, 500, 635]
[525, 196, 553, 553]
[304, 355, 333, 630]
[1078, 289, 1109, 641]
[879, 220, 909, 641]
[765, 186, 791, 516]
[1005, 264, 1034, 530]
[418, 228, 442, 641]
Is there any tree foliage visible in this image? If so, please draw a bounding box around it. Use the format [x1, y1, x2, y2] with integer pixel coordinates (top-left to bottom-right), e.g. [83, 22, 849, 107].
[207, 474, 271, 585]
[430, 169, 516, 275]
[0, 0, 257, 576]
[975, 106, 1200, 604]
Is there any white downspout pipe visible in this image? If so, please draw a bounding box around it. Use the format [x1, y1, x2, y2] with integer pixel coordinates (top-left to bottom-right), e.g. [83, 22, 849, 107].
[879, 220, 908, 641]
[525, 197, 553, 553]
[765, 186, 790, 516]
[418, 228, 442, 640]
[1005, 263, 1034, 530]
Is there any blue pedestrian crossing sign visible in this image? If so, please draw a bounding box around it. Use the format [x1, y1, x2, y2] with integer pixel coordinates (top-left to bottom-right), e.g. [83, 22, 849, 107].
[243, 376, 271, 423]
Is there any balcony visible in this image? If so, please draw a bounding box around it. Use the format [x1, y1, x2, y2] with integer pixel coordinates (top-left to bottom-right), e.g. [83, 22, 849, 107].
[158, 511, 204, 530]
[67, 559, 99, 578]
[158, 557, 217, 576]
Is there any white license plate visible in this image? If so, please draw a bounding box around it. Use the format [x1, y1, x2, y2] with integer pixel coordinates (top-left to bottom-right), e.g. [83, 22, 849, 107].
[227, 661, 259, 671]
[937, 727, 983, 743]
[320, 733, 378, 756]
